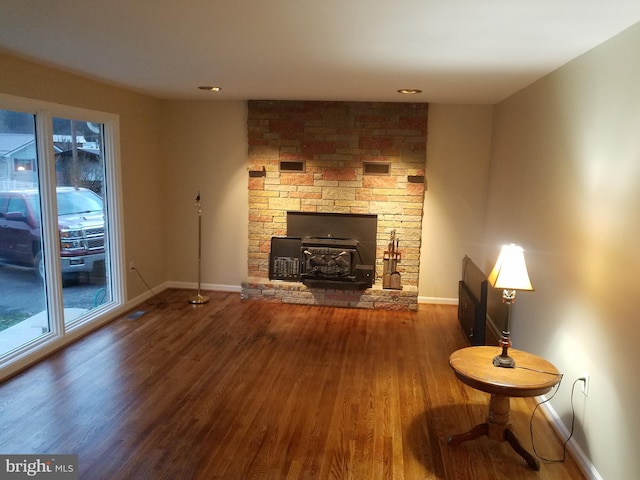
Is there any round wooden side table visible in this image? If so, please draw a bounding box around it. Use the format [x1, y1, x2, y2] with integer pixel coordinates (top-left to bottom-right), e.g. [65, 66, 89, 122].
[447, 346, 561, 470]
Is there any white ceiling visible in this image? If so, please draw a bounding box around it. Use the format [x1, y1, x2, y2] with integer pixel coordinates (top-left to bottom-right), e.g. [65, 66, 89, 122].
[1, 1, 640, 104]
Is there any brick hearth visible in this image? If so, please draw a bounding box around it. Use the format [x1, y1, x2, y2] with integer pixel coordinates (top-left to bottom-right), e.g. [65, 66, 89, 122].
[241, 278, 418, 310]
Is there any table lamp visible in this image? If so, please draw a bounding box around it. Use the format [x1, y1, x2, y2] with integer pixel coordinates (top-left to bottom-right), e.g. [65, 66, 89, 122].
[487, 244, 533, 368]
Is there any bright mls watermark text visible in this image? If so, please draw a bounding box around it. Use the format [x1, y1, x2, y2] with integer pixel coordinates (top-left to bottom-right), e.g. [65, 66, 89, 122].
[1, 455, 77, 480]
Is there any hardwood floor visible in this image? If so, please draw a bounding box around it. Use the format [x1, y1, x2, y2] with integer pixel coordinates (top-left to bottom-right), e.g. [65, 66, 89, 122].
[0, 289, 586, 479]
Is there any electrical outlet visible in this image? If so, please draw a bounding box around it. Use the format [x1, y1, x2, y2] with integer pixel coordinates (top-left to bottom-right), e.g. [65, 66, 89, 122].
[129, 261, 135, 272]
[580, 372, 590, 396]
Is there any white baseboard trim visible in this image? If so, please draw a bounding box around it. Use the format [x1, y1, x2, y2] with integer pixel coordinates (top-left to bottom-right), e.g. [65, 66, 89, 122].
[166, 281, 242, 293]
[164, 284, 455, 304]
[539, 396, 602, 480]
[418, 296, 458, 305]
[148, 283, 462, 303]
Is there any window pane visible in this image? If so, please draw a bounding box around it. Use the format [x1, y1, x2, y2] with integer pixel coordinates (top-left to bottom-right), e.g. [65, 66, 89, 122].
[52, 117, 111, 325]
[0, 109, 49, 356]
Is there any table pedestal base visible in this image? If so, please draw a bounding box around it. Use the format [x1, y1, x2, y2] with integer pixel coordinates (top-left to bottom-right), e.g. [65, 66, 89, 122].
[447, 394, 540, 471]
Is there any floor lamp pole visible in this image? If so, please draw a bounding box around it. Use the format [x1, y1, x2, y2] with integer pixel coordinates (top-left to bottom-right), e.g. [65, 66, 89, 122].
[189, 192, 209, 304]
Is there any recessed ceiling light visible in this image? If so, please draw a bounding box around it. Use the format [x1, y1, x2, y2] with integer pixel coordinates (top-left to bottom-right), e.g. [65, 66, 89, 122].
[198, 86, 221, 92]
[397, 88, 422, 95]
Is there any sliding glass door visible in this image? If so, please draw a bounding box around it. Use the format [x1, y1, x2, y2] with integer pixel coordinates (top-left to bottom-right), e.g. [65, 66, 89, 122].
[0, 110, 49, 354]
[0, 95, 124, 366]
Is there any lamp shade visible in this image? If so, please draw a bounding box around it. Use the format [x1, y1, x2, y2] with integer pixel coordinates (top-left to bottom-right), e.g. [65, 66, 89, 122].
[488, 244, 534, 291]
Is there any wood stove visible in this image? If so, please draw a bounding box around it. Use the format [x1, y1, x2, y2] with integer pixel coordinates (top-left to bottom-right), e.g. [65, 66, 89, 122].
[268, 212, 377, 289]
[301, 237, 358, 281]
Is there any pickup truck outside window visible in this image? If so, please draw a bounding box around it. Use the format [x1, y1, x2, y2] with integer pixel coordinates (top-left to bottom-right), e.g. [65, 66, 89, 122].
[0, 187, 105, 281]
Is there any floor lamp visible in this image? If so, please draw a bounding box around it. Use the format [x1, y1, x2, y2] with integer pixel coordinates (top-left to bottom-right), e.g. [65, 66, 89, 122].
[487, 244, 533, 368]
[189, 192, 209, 304]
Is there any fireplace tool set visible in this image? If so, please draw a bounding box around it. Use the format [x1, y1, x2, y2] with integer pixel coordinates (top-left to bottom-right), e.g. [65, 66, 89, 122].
[383, 230, 402, 290]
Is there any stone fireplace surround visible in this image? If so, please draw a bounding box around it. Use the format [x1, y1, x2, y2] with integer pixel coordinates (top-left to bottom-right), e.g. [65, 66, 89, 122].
[240, 100, 428, 310]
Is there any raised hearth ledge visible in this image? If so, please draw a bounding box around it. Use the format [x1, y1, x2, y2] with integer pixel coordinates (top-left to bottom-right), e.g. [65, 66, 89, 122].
[241, 277, 418, 311]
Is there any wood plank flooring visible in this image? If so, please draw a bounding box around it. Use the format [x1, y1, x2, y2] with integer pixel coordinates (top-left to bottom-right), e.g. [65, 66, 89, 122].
[0, 289, 586, 479]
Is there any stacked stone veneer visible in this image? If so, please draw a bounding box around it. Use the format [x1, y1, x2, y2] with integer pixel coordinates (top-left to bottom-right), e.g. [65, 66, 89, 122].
[241, 100, 428, 310]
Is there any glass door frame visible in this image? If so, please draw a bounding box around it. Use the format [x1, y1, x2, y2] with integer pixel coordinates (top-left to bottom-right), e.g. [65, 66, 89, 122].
[0, 93, 126, 378]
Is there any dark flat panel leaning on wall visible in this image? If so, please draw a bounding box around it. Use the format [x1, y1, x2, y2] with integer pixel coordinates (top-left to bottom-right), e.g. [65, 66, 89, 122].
[458, 256, 487, 345]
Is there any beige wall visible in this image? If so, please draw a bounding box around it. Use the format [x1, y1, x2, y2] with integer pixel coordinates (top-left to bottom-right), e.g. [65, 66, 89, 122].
[485, 22, 640, 480]
[161, 100, 487, 298]
[160, 100, 248, 287]
[0, 52, 166, 300]
[419, 104, 494, 301]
